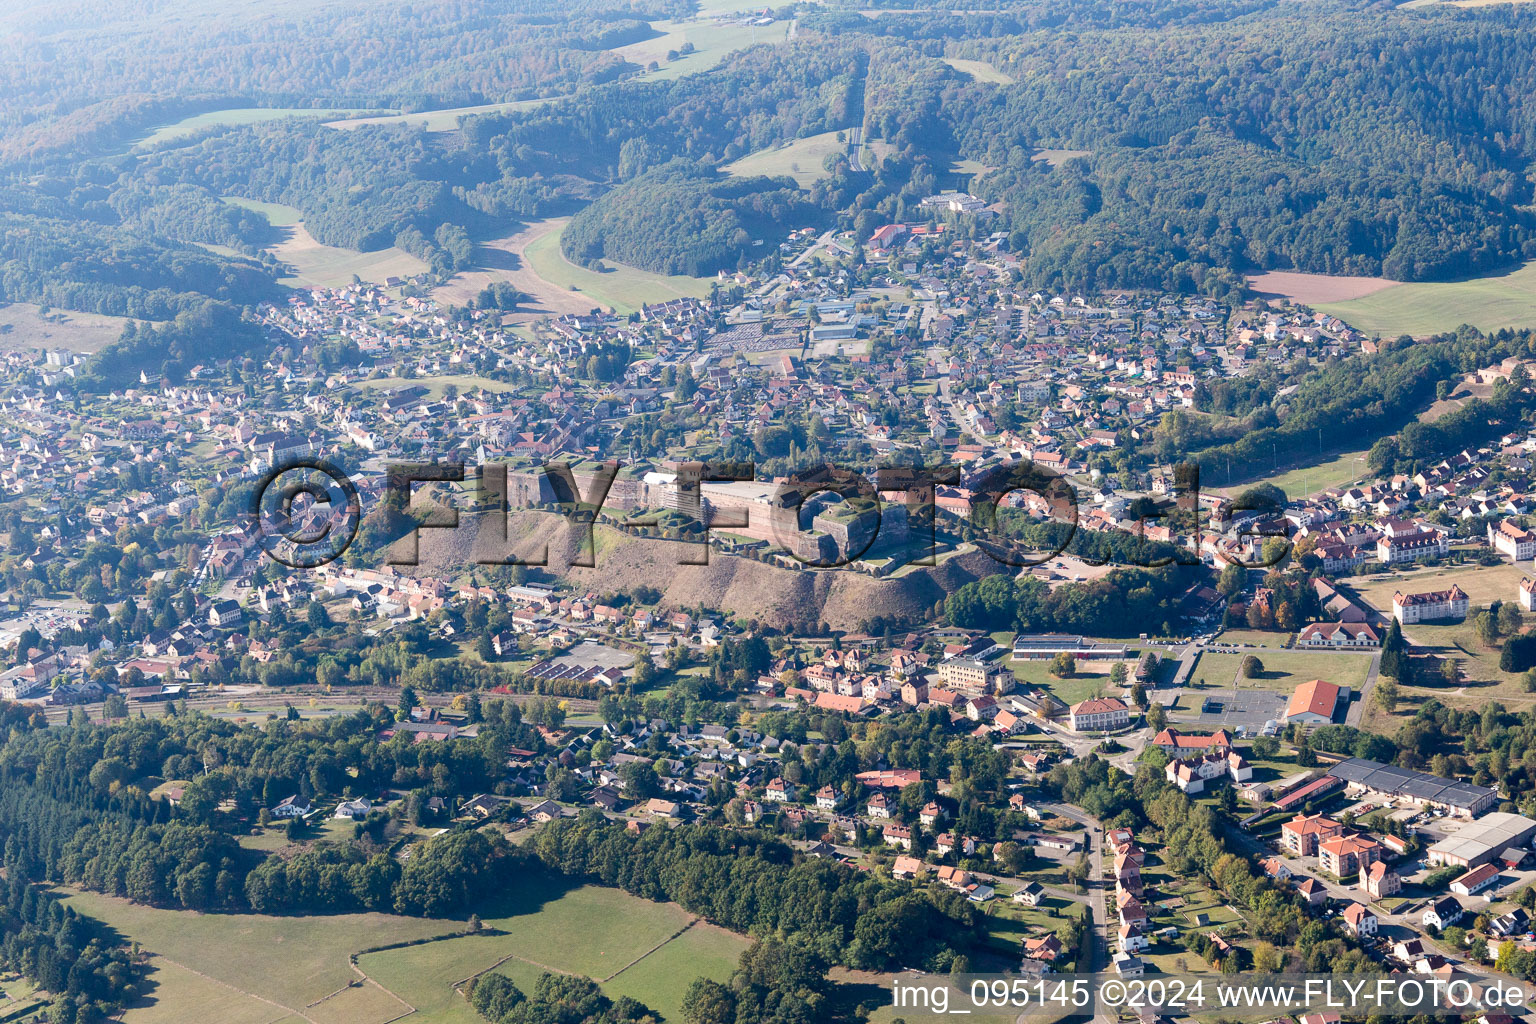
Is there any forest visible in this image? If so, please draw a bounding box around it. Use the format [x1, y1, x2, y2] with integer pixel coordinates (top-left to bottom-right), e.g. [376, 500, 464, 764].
[1156, 325, 1536, 482]
[561, 161, 813, 275]
[9, 0, 1536, 337]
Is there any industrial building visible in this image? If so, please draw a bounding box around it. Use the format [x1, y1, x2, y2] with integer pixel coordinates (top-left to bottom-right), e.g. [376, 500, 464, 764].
[1327, 758, 1498, 818]
[1426, 812, 1536, 869]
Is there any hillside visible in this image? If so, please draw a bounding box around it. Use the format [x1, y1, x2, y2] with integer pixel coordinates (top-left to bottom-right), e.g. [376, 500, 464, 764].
[415, 509, 1005, 632]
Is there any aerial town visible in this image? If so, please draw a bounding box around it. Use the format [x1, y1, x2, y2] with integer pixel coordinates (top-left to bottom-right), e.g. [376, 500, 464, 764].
[6, 204, 1536, 1022]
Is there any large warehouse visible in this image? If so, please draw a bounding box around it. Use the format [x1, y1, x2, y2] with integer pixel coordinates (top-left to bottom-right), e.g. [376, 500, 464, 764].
[1427, 812, 1536, 868]
[1326, 758, 1499, 818]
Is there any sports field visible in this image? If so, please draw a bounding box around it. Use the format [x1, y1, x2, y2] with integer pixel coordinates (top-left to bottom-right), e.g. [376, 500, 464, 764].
[522, 219, 713, 316]
[724, 130, 848, 189]
[1314, 260, 1536, 337]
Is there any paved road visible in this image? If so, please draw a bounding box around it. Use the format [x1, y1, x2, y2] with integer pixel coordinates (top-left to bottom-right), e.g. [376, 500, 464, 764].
[788, 229, 834, 268]
[847, 125, 866, 173]
[1344, 650, 1383, 727]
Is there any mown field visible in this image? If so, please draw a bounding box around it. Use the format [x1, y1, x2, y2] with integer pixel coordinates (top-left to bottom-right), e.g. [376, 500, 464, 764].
[1007, 657, 1126, 706]
[1210, 444, 1374, 500]
[324, 96, 562, 133]
[66, 872, 749, 1024]
[942, 57, 1015, 84]
[1314, 259, 1536, 337]
[522, 220, 713, 315]
[136, 107, 383, 147]
[1190, 649, 1374, 692]
[609, 17, 789, 82]
[1348, 562, 1535, 727]
[222, 197, 426, 288]
[724, 129, 847, 189]
[1346, 560, 1527, 614]
[0, 302, 134, 354]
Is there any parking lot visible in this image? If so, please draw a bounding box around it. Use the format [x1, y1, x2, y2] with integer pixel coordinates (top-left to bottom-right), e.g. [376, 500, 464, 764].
[1192, 688, 1288, 733]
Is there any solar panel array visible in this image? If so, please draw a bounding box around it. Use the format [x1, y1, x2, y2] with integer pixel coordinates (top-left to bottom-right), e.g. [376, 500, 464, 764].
[1327, 758, 1495, 811]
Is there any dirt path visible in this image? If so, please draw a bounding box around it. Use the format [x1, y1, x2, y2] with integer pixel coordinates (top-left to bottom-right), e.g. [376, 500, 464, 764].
[431, 219, 595, 319]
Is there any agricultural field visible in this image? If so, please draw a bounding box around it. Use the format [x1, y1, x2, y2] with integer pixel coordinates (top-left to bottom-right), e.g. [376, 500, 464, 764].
[724, 129, 847, 189]
[609, 16, 789, 82]
[942, 58, 1015, 84]
[135, 107, 383, 147]
[1246, 270, 1398, 304]
[0, 302, 134, 354]
[63, 889, 457, 1024]
[324, 96, 562, 133]
[361, 880, 747, 1024]
[65, 874, 750, 1024]
[222, 196, 427, 288]
[521, 219, 713, 316]
[1314, 259, 1536, 338]
[1188, 649, 1373, 692]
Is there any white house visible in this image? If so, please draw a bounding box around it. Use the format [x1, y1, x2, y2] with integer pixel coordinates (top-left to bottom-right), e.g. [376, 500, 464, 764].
[1393, 586, 1470, 624]
[271, 795, 311, 818]
[1489, 520, 1536, 561]
[1068, 696, 1129, 732]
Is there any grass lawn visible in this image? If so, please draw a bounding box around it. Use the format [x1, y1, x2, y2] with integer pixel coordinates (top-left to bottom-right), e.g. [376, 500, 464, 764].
[522, 222, 713, 316]
[1212, 444, 1374, 500]
[724, 130, 848, 189]
[1189, 650, 1373, 691]
[221, 196, 302, 227]
[942, 57, 1015, 84]
[350, 374, 519, 400]
[1315, 259, 1536, 338]
[1212, 628, 1291, 647]
[1346, 561, 1528, 616]
[1008, 658, 1126, 705]
[978, 895, 1085, 956]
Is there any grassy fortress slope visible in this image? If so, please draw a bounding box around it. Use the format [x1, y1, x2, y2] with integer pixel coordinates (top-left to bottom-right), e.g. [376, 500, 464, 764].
[414, 510, 1005, 633]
